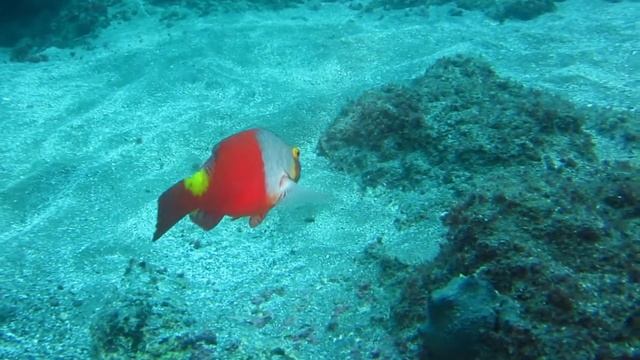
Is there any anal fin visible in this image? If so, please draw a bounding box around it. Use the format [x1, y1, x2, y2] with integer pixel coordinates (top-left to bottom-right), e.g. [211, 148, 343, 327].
[190, 210, 223, 231]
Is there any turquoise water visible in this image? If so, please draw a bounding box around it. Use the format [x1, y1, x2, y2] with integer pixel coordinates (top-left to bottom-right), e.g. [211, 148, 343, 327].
[0, 1, 638, 359]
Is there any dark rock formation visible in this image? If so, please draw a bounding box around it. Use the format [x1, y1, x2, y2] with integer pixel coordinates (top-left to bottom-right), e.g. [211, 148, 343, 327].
[319, 55, 596, 190]
[320, 55, 640, 359]
[419, 275, 522, 360]
[2, 0, 127, 62]
[0, 1, 66, 47]
[459, 0, 557, 21]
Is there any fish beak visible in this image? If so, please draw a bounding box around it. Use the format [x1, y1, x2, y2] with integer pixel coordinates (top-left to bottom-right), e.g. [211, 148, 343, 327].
[292, 158, 301, 183]
[291, 146, 301, 183]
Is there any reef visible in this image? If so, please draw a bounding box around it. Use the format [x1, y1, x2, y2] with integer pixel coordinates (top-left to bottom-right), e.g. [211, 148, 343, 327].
[2, 0, 626, 62]
[149, 0, 305, 13]
[152, 0, 562, 20]
[0, 0, 136, 62]
[362, 0, 560, 21]
[320, 55, 640, 359]
[0, 0, 310, 62]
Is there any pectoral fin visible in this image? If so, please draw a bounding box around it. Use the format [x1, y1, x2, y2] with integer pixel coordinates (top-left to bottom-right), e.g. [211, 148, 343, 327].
[249, 213, 267, 228]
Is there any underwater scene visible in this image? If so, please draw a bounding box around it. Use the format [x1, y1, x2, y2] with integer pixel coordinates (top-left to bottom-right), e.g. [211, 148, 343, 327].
[0, 0, 639, 359]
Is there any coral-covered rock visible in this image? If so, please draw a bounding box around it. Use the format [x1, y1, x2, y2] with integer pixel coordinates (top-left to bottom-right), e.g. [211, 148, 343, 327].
[328, 55, 640, 359]
[429, 162, 640, 359]
[319, 55, 595, 189]
[318, 85, 429, 188]
[382, 158, 640, 359]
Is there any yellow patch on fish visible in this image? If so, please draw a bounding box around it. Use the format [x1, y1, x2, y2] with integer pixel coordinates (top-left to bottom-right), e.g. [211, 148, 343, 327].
[184, 169, 209, 197]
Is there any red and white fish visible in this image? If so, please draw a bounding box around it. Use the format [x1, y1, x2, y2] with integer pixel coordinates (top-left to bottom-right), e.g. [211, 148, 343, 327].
[153, 128, 301, 241]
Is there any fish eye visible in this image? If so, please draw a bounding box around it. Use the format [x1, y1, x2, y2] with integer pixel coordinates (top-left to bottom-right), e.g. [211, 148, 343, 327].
[292, 147, 300, 159]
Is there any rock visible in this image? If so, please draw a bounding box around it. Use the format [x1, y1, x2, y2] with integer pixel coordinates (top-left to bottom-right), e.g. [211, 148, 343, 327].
[420, 275, 520, 360]
[335, 56, 640, 359]
[319, 55, 596, 189]
[486, 0, 557, 21]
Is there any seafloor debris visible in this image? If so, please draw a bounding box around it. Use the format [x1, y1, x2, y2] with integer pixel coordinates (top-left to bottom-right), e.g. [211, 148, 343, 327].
[320, 55, 640, 359]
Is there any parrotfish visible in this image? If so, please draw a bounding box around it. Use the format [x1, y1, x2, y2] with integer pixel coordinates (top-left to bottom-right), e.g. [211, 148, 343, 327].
[153, 128, 301, 241]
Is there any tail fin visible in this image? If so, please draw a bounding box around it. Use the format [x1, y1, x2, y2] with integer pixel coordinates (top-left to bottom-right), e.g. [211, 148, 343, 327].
[153, 180, 200, 241]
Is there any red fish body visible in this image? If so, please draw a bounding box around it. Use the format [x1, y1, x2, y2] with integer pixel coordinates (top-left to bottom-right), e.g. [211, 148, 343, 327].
[153, 128, 301, 241]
